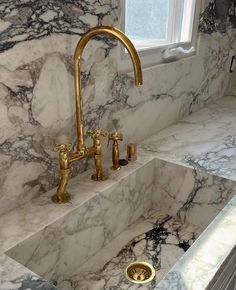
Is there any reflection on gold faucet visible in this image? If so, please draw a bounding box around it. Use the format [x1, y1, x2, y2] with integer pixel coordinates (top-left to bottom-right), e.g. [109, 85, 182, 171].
[52, 26, 143, 203]
[109, 132, 123, 171]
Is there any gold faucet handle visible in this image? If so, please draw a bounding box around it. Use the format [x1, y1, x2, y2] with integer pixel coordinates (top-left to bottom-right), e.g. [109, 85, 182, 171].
[88, 129, 108, 140]
[54, 143, 72, 153]
[108, 132, 123, 142]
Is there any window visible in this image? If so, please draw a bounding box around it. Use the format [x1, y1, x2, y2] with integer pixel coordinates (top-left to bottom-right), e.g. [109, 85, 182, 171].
[119, 0, 200, 70]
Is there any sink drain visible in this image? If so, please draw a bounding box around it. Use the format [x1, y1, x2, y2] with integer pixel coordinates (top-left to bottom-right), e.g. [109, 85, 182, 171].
[125, 262, 156, 284]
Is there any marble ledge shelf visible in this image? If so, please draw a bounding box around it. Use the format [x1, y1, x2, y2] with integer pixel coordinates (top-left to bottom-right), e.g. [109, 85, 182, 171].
[140, 95, 236, 182]
[0, 153, 154, 253]
[0, 152, 155, 288]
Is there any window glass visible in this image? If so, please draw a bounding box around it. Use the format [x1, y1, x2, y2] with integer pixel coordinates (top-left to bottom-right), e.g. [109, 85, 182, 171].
[178, 0, 185, 40]
[125, 0, 196, 50]
[125, 0, 170, 41]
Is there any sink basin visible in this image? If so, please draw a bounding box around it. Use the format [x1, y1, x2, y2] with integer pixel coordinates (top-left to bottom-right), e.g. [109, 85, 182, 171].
[5, 158, 236, 289]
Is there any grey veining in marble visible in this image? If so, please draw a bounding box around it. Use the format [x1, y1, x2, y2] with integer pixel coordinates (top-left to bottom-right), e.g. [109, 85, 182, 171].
[0, 0, 118, 53]
[0, 0, 235, 289]
[141, 96, 236, 181]
[154, 158, 236, 230]
[199, 0, 236, 33]
[1, 94, 236, 289]
[56, 213, 200, 290]
[156, 195, 236, 290]
[0, 0, 235, 215]
[4, 275, 58, 290]
[6, 160, 155, 284]
[0, 253, 59, 290]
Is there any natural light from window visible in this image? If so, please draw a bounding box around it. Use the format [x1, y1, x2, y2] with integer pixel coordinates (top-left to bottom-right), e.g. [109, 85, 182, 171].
[125, 0, 196, 51]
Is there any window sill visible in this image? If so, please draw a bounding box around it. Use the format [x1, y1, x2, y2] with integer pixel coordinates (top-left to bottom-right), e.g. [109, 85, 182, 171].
[118, 41, 197, 73]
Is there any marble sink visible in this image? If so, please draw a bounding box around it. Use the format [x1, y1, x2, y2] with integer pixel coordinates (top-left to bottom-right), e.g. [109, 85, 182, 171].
[5, 156, 236, 290]
[1, 96, 236, 290]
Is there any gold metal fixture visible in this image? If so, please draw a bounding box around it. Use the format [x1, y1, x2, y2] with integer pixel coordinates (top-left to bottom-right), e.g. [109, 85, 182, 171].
[52, 26, 143, 203]
[127, 143, 137, 161]
[125, 262, 156, 284]
[108, 132, 123, 170]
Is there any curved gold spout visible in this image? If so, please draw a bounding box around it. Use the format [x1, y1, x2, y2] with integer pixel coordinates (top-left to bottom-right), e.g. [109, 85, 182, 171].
[74, 26, 143, 151]
[53, 26, 143, 203]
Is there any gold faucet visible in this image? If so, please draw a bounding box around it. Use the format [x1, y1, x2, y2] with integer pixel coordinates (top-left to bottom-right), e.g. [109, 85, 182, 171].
[108, 132, 123, 171]
[52, 26, 143, 203]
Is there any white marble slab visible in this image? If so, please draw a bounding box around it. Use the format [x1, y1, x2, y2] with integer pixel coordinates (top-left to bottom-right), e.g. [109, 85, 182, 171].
[0, 0, 235, 217]
[154, 158, 236, 230]
[156, 195, 236, 290]
[141, 95, 236, 181]
[1, 95, 236, 289]
[4, 157, 156, 284]
[56, 211, 201, 290]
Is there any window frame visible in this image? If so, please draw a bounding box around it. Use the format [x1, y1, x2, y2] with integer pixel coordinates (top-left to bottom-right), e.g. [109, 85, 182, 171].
[118, 0, 202, 72]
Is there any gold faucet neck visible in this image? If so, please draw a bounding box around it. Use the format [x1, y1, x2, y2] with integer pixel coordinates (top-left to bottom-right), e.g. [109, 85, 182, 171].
[53, 26, 143, 203]
[74, 26, 143, 152]
[74, 26, 143, 85]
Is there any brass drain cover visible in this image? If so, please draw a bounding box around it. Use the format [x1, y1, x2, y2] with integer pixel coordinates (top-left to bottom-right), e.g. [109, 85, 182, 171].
[125, 262, 156, 284]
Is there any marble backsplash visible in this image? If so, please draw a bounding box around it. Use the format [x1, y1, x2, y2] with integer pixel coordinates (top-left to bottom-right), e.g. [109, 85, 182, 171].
[199, 0, 236, 33]
[227, 41, 236, 94]
[0, 0, 235, 215]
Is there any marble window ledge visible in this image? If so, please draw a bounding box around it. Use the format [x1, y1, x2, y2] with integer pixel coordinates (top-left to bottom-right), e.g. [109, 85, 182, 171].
[0, 95, 236, 289]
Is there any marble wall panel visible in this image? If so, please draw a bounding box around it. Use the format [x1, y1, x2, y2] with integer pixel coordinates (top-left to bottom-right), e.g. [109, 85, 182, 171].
[0, 0, 235, 215]
[153, 159, 236, 230]
[199, 0, 236, 33]
[227, 39, 236, 96]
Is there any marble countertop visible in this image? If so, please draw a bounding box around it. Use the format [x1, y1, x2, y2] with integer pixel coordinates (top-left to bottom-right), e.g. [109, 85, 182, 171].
[140, 95, 236, 182]
[1, 95, 236, 289]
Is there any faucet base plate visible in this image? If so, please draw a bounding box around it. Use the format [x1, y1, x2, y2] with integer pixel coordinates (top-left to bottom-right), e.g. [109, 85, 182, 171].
[91, 174, 108, 181]
[111, 166, 121, 171]
[51, 193, 71, 204]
